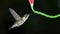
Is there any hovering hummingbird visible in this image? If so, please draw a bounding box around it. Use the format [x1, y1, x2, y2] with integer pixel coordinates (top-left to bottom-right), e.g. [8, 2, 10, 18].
[9, 8, 31, 30]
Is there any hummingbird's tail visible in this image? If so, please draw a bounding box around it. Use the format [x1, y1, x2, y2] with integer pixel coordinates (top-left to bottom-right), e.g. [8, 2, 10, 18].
[9, 24, 18, 30]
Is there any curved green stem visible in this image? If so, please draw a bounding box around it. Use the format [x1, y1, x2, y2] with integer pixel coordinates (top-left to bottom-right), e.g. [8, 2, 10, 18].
[31, 6, 60, 18]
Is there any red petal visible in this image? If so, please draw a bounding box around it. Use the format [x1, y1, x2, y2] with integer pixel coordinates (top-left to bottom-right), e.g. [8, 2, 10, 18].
[28, 0, 34, 4]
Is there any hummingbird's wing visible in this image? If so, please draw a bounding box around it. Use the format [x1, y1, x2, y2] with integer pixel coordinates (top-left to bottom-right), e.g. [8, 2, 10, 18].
[9, 8, 22, 20]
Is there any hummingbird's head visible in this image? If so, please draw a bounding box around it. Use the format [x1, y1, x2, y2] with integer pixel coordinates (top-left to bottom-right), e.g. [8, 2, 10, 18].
[22, 14, 30, 21]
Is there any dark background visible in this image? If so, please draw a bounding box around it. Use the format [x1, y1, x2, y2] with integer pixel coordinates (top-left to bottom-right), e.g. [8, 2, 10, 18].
[0, 0, 60, 34]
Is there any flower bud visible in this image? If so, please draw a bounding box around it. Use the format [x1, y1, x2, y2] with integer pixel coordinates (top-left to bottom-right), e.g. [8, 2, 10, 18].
[28, 0, 34, 6]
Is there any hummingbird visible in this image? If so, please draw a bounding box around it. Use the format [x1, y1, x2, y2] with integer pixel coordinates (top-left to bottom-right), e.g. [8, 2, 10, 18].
[9, 8, 31, 30]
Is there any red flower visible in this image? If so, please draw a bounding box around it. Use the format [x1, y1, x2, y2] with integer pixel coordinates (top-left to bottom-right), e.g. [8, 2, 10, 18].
[28, 0, 34, 5]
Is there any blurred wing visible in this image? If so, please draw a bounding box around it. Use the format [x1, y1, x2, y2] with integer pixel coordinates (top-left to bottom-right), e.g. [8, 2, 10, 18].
[9, 8, 22, 20]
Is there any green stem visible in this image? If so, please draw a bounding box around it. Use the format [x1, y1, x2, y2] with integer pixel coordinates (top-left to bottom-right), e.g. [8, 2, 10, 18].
[31, 5, 60, 18]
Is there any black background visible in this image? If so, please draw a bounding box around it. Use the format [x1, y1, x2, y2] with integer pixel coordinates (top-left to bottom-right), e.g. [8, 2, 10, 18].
[0, 0, 60, 34]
